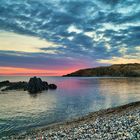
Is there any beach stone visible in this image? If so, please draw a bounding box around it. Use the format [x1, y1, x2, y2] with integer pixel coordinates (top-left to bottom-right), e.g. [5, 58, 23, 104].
[48, 84, 57, 89]
[2, 100, 140, 140]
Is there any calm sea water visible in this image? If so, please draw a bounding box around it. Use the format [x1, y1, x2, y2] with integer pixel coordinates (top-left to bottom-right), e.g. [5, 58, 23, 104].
[0, 76, 140, 137]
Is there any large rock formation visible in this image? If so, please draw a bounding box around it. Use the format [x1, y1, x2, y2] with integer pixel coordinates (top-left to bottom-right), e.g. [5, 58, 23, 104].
[0, 77, 57, 93]
[27, 77, 48, 93]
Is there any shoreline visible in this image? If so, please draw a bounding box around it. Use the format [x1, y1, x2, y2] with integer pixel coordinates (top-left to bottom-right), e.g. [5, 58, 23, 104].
[7, 101, 140, 139]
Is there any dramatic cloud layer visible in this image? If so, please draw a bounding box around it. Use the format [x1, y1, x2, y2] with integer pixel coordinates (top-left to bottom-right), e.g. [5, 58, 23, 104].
[0, 0, 140, 75]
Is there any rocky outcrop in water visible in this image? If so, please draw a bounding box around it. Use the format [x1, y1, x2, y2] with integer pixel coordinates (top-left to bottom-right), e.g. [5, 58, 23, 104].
[0, 77, 57, 93]
[48, 84, 57, 89]
[27, 77, 48, 93]
[2, 82, 27, 91]
[0, 80, 11, 88]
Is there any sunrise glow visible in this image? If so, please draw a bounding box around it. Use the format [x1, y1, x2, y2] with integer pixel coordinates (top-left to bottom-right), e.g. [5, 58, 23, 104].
[0, 0, 139, 76]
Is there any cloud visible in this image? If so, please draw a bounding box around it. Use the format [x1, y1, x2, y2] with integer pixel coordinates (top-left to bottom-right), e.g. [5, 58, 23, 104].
[0, 51, 93, 70]
[0, 0, 140, 75]
[67, 25, 82, 34]
[98, 56, 140, 64]
[0, 31, 59, 53]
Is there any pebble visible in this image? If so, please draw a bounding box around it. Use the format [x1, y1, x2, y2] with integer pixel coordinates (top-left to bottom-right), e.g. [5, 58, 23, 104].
[3, 107, 140, 140]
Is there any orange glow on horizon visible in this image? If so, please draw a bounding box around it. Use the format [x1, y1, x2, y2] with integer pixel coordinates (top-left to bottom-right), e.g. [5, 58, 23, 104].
[0, 66, 79, 76]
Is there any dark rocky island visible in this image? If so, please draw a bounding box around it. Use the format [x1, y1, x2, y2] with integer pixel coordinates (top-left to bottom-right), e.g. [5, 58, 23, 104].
[63, 63, 140, 77]
[0, 77, 57, 93]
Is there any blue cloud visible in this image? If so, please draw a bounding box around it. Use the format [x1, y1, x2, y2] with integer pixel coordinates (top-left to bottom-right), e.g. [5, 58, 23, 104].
[0, 50, 94, 70]
[0, 0, 139, 70]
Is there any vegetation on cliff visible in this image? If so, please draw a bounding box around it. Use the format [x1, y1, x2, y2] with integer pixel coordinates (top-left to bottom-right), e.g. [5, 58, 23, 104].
[64, 63, 140, 77]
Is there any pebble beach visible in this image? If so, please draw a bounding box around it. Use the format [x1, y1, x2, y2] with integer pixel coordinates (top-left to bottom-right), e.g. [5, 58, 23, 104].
[4, 101, 140, 140]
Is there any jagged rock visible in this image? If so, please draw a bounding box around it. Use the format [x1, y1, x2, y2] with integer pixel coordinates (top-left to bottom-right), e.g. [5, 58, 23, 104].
[27, 77, 48, 93]
[0, 77, 57, 93]
[48, 84, 57, 89]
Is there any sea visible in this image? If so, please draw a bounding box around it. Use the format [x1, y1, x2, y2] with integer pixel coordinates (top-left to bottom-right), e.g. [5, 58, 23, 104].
[0, 76, 140, 137]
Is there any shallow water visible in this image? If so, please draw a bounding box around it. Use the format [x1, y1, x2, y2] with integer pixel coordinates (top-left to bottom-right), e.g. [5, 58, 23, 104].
[0, 76, 140, 137]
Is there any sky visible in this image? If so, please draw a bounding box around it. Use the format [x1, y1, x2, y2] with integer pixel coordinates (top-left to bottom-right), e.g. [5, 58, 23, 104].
[0, 0, 140, 76]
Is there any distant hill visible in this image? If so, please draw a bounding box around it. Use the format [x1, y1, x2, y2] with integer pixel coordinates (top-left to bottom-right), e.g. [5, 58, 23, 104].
[63, 63, 140, 77]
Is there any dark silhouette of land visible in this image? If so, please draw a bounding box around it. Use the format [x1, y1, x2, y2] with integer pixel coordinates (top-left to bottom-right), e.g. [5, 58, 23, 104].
[0, 77, 57, 93]
[64, 63, 140, 77]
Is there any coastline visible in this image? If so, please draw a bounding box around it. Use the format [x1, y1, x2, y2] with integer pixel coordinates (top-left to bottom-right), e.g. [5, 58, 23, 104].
[6, 101, 140, 140]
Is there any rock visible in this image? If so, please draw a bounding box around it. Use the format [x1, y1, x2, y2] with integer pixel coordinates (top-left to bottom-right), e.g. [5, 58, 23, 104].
[27, 77, 48, 93]
[42, 81, 49, 90]
[0, 80, 10, 88]
[0, 77, 57, 93]
[48, 84, 57, 89]
[2, 82, 28, 91]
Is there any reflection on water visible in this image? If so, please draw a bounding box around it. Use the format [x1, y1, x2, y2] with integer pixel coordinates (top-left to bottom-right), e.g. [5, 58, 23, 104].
[0, 76, 140, 137]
